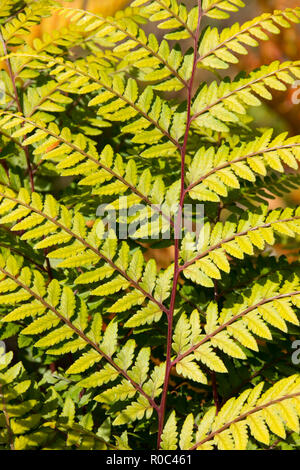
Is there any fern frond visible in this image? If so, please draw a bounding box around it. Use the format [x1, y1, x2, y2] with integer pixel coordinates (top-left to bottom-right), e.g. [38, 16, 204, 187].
[0, 351, 55, 450]
[187, 130, 300, 200]
[0, 251, 159, 414]
[56, 6, 188, 90]
[14, 23, 93, 80]
[0, 115, 175, 226]
[1, 1, 53, 46]
[202, 0, 245, 21]
[181, 206, 300, 286]
[130, 0, 199, 40]
[192, 61, 300, 133]
[0, 52, 181, 148]
[172, 273, 300, 372]
[192, 375, 300, 449]
[0, 187, 170, 315]
[159, 375, 300, 449]
[0, 0, 20, 21]
[198, 8, 300, 70]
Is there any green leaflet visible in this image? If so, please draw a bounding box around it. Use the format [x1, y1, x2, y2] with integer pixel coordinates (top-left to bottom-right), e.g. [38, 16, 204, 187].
[160, 411, 178, 450]
[181, 206, 300, 284]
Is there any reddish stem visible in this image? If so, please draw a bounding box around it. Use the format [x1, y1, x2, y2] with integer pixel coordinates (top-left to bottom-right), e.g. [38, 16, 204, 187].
[156, 1, 203, 448]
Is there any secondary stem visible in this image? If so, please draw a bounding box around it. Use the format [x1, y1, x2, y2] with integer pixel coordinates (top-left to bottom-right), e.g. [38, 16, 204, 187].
[0, 32, 35, 193]
[0, 31, 53, 280]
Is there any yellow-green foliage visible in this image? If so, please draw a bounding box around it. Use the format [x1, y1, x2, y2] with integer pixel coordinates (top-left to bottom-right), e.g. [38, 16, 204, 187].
[0, 0, 300, 450]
